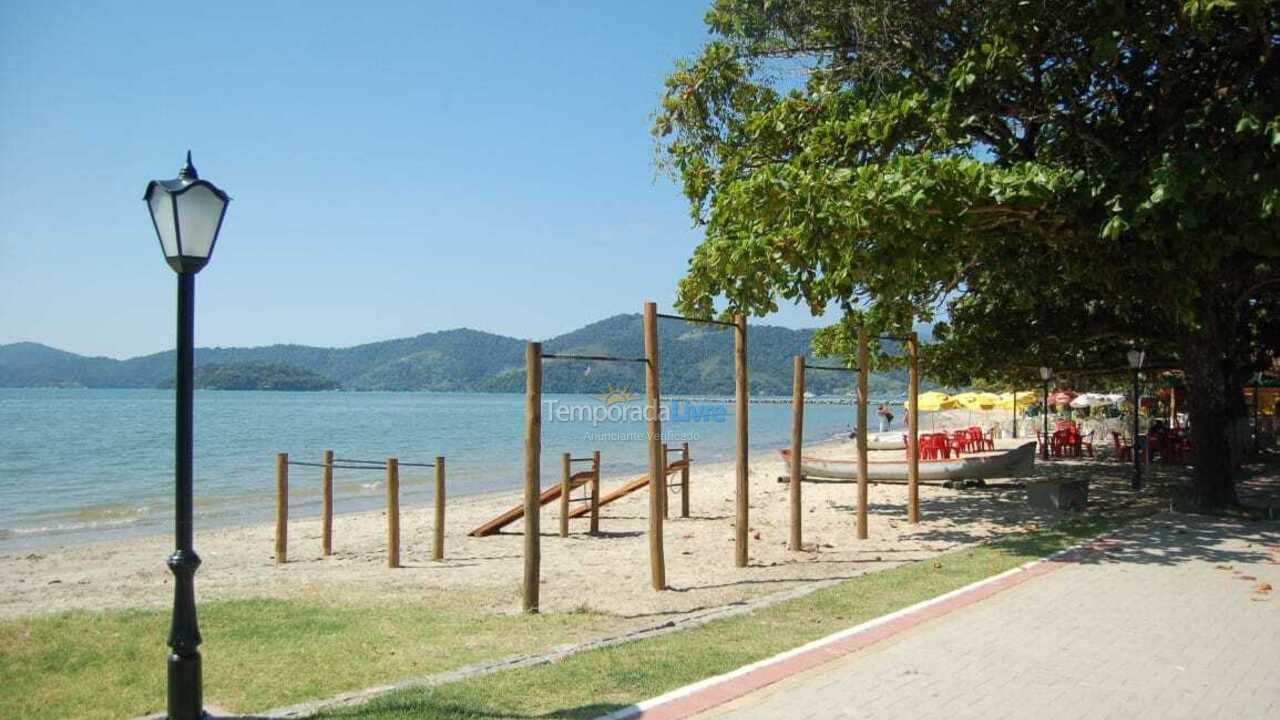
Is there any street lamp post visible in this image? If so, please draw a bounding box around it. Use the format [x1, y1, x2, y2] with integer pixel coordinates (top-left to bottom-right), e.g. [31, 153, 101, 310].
[144, 152, 230, 720]
[1039, 367, 1053, 460]
[1127, 349, 1145, 490]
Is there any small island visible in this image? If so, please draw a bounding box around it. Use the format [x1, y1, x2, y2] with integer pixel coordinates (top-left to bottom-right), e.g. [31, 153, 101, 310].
[159, 362, 339, 391]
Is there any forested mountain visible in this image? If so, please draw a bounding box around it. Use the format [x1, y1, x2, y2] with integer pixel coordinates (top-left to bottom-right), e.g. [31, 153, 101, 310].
[156, 362, 340, 391]
[0, 315, 915, 396]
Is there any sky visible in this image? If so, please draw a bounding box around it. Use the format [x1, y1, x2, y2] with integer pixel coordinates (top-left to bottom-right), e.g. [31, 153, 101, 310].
[0, 1, 833, 360]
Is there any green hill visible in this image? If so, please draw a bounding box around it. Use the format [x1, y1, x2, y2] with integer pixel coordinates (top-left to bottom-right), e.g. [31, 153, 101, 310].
[0, 315, 913, 396]
[155, 362, 340, 391]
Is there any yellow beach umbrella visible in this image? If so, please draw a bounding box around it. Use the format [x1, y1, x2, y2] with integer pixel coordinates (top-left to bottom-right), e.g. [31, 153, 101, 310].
[908, 391, 959, 412]
[995, 390, 1038, 411]
[952, 391, 999, 411]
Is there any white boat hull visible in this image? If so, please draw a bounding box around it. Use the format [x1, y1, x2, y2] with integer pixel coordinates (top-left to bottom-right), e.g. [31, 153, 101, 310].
[785, 441, 1037, 482]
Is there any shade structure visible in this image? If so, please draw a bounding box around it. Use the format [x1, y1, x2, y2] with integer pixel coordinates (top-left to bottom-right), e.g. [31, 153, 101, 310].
[908, 391, 959, 412]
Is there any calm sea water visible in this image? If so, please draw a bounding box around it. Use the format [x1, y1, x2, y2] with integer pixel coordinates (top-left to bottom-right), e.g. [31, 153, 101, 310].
[0, 388, 889, 548]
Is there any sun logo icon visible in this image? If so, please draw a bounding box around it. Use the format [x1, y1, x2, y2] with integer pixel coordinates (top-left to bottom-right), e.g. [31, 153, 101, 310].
[598, 385, 635, 406]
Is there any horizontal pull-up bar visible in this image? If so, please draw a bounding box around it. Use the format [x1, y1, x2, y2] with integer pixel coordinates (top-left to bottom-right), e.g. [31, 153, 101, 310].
[804, 364, 860, 373]
[340, 458, 436, 469]
[292, 459, 436, 469]
[288, 461, 384, 470]
[542, 353, 647, 363]
[655, 312, 737, 328]
[568, 457, 596, 463]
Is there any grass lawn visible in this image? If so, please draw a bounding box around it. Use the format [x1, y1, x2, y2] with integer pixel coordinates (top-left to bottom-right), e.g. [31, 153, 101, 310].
[0, 588, 621, 720]
[0, 517, 1119, 720]
[319, 517, 1118, 720]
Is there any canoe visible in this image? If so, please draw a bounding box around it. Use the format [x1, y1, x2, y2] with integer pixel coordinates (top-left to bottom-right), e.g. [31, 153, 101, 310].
[781, 441, 1037, 483]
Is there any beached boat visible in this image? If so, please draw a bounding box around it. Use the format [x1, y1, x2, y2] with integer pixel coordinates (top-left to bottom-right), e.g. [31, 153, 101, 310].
[781, 441, 1037, 483]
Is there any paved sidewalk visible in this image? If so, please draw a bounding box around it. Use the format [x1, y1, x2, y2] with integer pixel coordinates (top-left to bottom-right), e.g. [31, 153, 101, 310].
[694, 516, 1280, 720]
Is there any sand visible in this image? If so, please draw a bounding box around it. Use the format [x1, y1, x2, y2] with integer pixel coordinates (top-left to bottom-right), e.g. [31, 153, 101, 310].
[0, 436, 1138, 623]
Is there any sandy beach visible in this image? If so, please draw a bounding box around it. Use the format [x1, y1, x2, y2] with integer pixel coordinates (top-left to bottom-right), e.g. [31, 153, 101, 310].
[0, 414, 1143, 624]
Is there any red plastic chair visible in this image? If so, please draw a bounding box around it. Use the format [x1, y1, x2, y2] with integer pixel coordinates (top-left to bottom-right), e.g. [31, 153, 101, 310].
[1111, 431, 1132, 462]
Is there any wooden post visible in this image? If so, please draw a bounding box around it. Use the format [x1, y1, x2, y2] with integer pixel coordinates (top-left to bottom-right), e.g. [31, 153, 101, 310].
[661, 443, 669, 519]
[790, 355, 805, 551]
[734, 312, 749, 567]
[523, 342, 542, 612]
[680, 441, 690, 518]
[321, 449, 333, 556]
[386, 457, 400, 568]
[560, 452, 571, 537]
[856, 328, 869, 540]
[275, 452, 288, 564]
[433, 456, 445, 561]
[643, 301, 666, 590]
[907, 331, 920, 524]
[590, 450, 601, 535]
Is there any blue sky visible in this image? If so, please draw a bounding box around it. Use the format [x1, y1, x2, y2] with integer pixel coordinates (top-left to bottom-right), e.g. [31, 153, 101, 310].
[0, 1, 829, 359]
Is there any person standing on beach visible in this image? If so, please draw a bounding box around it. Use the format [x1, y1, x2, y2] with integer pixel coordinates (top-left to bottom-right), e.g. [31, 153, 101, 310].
[876, 403, 894, 432]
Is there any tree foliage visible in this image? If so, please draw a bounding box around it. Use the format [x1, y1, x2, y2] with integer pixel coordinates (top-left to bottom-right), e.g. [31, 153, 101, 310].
[656, 0, 1280, 505]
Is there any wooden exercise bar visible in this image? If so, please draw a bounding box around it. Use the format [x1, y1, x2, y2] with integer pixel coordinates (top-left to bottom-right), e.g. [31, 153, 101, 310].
[907, 331, 920, 523]
[643, 301, 666, 590]
[790, 356, 804, 551]
[735, 312, 749, 567]
[857, 328, 870, 540]
[386, 457, 400, 568]
[322, 449, 334, 556]
[275, 452, 288, 564]
[524, 342, 542, 612]
[434, 456, 446, 561]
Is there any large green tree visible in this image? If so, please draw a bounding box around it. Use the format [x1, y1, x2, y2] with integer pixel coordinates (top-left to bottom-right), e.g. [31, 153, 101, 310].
[655, 0, 1280, 507]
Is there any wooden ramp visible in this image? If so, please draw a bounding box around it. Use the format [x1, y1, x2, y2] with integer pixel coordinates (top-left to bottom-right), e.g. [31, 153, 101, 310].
[566, 459, 688, 520]
[469, 474, 594, 537]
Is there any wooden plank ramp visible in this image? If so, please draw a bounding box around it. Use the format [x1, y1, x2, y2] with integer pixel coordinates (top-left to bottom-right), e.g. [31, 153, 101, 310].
[565, 459, 688, 520]
[469, 474, 593, 537]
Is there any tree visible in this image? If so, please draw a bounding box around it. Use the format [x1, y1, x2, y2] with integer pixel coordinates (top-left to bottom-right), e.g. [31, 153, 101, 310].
[655, 0, 1280, 507]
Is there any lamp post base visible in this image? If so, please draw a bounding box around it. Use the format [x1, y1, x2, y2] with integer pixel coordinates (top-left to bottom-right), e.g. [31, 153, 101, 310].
[167, 651, 203, 720]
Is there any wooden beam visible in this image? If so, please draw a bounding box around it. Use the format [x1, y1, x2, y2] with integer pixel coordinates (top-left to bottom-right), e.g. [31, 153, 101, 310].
[790, 355, 804, 551]
[856, 327, 869, 540]
[734, 312, 749, 567]
[275, 452, 288, 564]
[524, 342, 542, 612]
[321, 449, 333, 556]
[433, 456, 445, 561]
[907, 331, 920, 524]
[643, 301, 666, 590]
[386, 458, 400, 568]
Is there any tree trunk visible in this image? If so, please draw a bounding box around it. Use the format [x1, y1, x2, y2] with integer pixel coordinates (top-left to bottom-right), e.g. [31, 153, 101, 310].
[1182, 339, 1239, 509]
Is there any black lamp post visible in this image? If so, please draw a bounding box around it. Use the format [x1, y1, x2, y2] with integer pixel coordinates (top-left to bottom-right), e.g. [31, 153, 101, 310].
[1127, 349, 1145, 490]
[144, 152, 230, 720]
[1039, 366, 1053, 460]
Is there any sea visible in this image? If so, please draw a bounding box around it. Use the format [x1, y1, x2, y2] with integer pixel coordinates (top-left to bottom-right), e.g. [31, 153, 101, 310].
[0, 388, 908, 549]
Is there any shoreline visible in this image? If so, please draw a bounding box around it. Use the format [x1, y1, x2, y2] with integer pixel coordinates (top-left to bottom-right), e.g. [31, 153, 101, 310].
[0, 425, 1073, 622]
[0, 405, 1038, 552]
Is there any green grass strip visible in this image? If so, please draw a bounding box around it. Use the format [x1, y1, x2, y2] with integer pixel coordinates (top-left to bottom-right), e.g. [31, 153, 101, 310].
[0, 589, 621, 720]
[319, 517, 1117, 719]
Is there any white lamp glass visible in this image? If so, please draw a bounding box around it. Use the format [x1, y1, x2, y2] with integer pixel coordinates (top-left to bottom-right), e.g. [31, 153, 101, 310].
[174, 184, 227, 260]
[148, 191, 179, 258]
